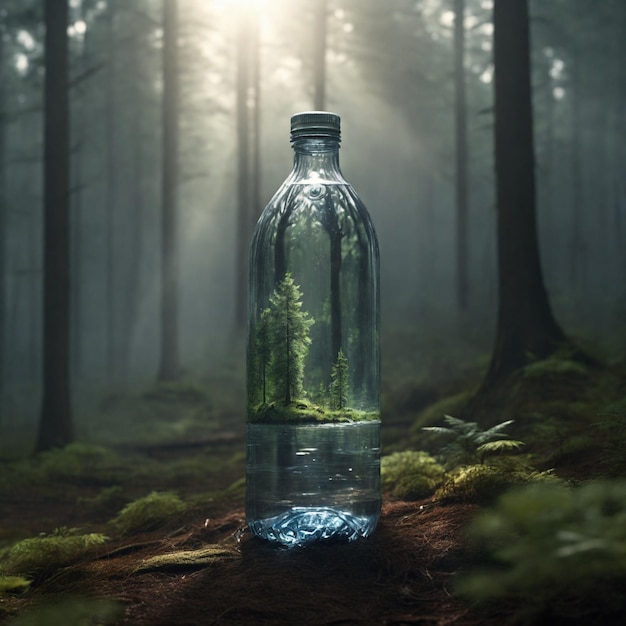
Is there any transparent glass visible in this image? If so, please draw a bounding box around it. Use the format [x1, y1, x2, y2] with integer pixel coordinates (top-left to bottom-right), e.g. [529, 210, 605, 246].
[246, 128, 381, 547]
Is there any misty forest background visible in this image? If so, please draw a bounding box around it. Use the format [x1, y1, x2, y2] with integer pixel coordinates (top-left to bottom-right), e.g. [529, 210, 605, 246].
[0, 0, 624, 453]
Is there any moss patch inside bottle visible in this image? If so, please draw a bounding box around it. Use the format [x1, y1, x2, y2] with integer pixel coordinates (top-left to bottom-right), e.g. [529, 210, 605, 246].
[249, 399, 380, 424]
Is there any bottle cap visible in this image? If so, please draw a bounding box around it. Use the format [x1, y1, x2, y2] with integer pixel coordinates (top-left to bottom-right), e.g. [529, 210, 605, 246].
[290, 111, 341, 141]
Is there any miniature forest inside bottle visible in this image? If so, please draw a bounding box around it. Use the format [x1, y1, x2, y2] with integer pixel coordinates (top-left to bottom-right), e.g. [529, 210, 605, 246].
[1, 1, 626, 625]
[248, 270, 379, 425]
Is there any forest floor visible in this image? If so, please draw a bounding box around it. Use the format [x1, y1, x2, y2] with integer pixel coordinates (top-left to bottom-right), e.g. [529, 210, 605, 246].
[1, 350, 626, 625]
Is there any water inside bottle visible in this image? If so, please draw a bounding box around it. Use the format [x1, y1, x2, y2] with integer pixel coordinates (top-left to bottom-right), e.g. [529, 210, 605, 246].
[246, 421, 381, 547]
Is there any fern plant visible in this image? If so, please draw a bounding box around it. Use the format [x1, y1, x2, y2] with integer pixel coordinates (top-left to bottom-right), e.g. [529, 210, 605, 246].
[423, 414, 523, 467]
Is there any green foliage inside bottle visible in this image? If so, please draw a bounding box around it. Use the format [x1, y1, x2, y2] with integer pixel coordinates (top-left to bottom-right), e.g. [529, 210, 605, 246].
[248, 275, 378, 424]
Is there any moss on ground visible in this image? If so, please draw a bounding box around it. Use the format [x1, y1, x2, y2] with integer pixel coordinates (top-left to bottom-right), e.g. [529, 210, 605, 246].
[111, 491, 188, 534]
[381, 451, 445, 500]
[0, 575, 31, 593]
[434, 460, 559, 505]
[0, 529, 108, 577]
[135, 545, 237, 573]
[521, 356, 589, 380]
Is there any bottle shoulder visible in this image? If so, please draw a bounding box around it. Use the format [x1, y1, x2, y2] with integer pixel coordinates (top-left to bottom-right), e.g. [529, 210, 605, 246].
[256, 181, 371, 223]
[252, 180, 378, 251]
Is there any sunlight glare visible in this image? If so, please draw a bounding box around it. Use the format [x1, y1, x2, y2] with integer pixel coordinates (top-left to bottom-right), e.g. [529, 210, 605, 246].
[14, 53, 29, 74]
[464, 14, 478, 29]
[68, 20, 87, 38]
[478, 22, 493, 36]
[214, 0, 268, 11]
[16, 30, 35, 51]
[550, 58, 565, 80]
[440, 11, 454, 28]
[480, 65, 493, 84]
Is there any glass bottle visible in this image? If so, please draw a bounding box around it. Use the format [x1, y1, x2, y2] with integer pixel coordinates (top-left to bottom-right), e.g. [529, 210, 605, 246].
[246, 111, 380, 547]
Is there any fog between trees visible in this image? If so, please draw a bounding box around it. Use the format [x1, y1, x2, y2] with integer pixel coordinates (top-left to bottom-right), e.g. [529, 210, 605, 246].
[0, 0, 624, 446]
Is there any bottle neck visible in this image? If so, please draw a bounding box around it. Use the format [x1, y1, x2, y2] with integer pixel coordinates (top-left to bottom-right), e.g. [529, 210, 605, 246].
[290, 137, 343, 183]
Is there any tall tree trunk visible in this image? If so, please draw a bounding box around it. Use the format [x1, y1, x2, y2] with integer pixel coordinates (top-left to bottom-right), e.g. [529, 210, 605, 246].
[540, 58, 557, 285]
[120, 11, 146, 382]
[36, 0, 73, 451]
[158, 0, 180, 381]
[71, 3, 88, 380]
[0, 31, 7, 425]
[235, 9, 262, 333]
[235, 9, 251, 332]
[105, 0, 117, 384]
[454, 0, 469, 310]
[313, 0, 328, 110]
[569, 45, 584, 297]
[612, 4, 626, 281]
[479, 0, 569, 390]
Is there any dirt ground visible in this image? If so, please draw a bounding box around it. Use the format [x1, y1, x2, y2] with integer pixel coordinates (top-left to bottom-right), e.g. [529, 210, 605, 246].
[16, 499, 504, 626]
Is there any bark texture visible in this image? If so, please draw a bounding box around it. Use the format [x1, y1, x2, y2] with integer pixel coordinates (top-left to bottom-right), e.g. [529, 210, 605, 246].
[37, 0, 73, 451]
[481, 0, 568, 389]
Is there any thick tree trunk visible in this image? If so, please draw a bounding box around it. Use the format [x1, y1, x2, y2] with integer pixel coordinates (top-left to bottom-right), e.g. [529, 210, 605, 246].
[36, 0, 73, 451]
[454, 0, 469, 311]
[480, 0, 569, 390]
[158, 0, 180, 381]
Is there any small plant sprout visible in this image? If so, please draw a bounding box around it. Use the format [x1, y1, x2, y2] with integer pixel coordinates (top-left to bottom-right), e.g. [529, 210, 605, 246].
[423, 414, 524, 466]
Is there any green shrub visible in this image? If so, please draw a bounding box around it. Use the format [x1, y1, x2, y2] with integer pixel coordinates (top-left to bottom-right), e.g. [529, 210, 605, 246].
[458, 481, 626, 623]
[111, 491, 187, 534]
[0, 529, 108, 577]
[380, 451, 445, 500]
[423, 415, 523, 468]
